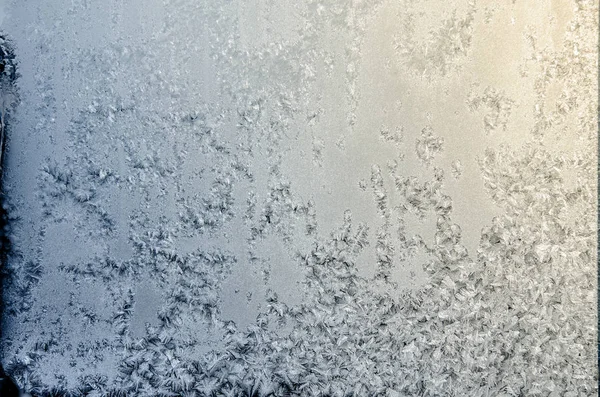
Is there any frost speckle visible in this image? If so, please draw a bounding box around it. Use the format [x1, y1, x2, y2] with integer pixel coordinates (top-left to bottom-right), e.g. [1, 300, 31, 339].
[415, 126, 444, 166]
[467, 85, 515, 134]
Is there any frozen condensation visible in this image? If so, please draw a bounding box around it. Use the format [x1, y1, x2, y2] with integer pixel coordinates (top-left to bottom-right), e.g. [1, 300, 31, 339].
[0, 0, 597, 396]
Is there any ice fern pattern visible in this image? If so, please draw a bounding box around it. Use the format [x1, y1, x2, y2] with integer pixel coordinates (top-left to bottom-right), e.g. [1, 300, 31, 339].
[0, 0, 597, 396]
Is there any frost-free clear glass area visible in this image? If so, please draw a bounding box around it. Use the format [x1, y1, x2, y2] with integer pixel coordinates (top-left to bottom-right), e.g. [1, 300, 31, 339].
[0, 0, 597, 396]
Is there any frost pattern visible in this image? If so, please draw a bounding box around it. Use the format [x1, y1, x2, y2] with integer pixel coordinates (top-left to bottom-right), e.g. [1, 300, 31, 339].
[393, 3, 476, 77]
[0, 0, 597, 396]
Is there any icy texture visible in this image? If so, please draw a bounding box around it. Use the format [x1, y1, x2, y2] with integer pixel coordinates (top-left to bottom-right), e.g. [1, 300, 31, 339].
[0, 0, 597, 396]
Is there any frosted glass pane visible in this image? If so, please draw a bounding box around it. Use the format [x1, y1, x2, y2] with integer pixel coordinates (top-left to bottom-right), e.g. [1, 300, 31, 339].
[0, 1, 597, 396]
